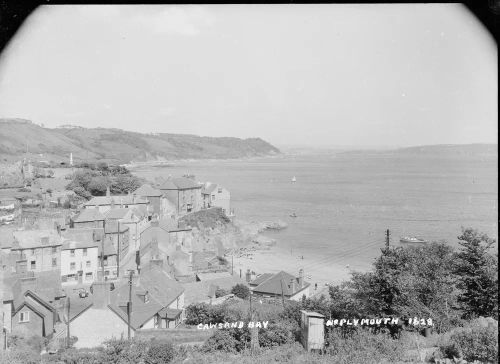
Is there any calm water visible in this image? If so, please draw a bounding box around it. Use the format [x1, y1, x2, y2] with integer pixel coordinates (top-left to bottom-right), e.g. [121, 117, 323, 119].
[132, 152, 498, 273]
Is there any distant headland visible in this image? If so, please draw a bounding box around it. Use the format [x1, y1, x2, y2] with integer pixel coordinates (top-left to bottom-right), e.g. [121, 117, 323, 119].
[0, 118, 281, 164]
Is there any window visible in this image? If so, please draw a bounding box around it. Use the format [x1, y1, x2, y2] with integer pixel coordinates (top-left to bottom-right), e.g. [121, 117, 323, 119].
[19, 311, 30, 323]
[52, 247, 57, 254]
[218, 188, 222, 193]
[70, 249, 75, 257]
[86, 261, 91, 268]
[52, 258, 57, 267]
[211, 195, 215, 201]
[30, 261, 36, 270]
[83, 248, 87, 256]
[70, 262, 76, 270]
[104, 270, 110, 276]
[85, 272, 93, 281]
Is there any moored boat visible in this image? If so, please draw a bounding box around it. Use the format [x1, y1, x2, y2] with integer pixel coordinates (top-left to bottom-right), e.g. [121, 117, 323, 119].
[400, 236, 428, 244]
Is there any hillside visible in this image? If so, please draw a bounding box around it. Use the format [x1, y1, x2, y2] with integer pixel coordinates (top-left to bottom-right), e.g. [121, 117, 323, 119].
[0, 119, 280, 164]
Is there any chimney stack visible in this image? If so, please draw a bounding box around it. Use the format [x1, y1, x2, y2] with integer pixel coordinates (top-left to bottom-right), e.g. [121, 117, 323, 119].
[92, 281, 112, 309]
[245, 269, 251, 283]
[298, 269, 304, 288]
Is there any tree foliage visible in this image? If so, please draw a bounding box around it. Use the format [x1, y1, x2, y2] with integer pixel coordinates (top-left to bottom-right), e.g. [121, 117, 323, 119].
[453, 228, 498, 319]
[231, 284, 250, 299]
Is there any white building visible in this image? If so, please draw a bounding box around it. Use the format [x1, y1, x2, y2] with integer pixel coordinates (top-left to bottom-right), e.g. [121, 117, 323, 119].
[61, 239, 99, 286]
[201, 183, 231, 215]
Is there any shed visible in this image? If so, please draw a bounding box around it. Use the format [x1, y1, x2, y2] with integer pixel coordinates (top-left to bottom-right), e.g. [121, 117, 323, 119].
[300, 310, 325, 352]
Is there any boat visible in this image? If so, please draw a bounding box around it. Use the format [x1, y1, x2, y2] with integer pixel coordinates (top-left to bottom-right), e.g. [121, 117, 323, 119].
[290, 212, 297, 218]
[291, 176, 296, 183]
[400, 236, 428, 244]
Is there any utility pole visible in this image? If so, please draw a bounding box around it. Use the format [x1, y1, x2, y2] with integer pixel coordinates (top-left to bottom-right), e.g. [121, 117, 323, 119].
[66, 296, 70, 348]
[279, 278, 285, 308]
[117, 221, 120, 278]
[127, 270, 133, 340]
[385, 229, 390, 248]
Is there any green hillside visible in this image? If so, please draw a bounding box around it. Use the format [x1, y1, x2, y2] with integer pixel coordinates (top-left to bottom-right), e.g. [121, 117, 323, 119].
[0, 119, 280, 164]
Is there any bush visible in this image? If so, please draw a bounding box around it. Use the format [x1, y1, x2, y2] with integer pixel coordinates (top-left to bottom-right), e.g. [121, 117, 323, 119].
[145, 340, 175, 364]
[231, 284, 250, 299]
[201, 330, 239, 354]
[440, 325, 498, 362]
[215, 288, 228, 298]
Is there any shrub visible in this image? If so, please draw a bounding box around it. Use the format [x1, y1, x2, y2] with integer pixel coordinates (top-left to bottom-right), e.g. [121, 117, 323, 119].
[440, 325, 498, 362]
[231, 284, 250, 299]
[202, 330, 239, 354]
[215, 288, 228, 298]
[145, 340, 175, 364]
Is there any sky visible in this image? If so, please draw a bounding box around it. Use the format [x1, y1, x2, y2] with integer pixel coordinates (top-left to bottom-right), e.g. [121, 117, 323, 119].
[0, 4, 497, 148]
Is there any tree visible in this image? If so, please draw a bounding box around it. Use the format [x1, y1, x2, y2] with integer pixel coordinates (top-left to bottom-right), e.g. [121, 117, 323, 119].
[231, 284, 250, 299]
[453, 228, 498, 319]
[215, 287, 228, 298]
[88, 176, 111, 196]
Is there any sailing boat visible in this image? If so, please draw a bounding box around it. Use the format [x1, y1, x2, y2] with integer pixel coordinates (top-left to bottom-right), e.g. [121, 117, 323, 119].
[291, 176, 296, 183]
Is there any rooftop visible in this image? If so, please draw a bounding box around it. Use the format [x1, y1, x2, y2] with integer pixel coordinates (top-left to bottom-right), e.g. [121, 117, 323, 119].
[84, 195, 149, 207]
[133, 184, 163, 197]
[73, 209, 105, 223]
[12, 229, 64, 249]
[252, 270, 310, 296]
[159, 177, 201, 191]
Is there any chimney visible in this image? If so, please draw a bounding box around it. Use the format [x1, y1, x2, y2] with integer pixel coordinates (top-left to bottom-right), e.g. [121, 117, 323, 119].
[150, 258, 163, 268]
[245, 269, 251, 283]
[106, 187, 110, 197]
[92, 281, 112, 309]
[20, 276, 37, 293]
[298, 269, 304, 288]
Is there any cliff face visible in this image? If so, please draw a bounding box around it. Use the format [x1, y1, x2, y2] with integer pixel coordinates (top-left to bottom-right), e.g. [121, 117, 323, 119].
[0, 118, 281, 164]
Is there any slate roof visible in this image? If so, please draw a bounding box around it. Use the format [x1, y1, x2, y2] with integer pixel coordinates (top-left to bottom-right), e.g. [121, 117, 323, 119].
[249, 273, 274, 287]
[105, 208, 133, 220]
[84, 195, 149, 207]
[12, 229, 64, 249]
[73, 209, 105, 223]
[8, 270, 64, 305]
[157, 307, 183, 319]
[108, 265, 184, 329]
[104, 221, 129, 234]
[196, 271, 233, 281]
[133, 184, 163, 197]
[252, 271, 310, 296]
[159, 177, 201, 190]
[182, 274, 247, 306]
[62, 239, 99, 251]
[201, 184, 218, 195]
[62, 228, 103, 244]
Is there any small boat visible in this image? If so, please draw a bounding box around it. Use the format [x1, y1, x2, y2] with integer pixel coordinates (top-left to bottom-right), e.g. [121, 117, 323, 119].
[400, 236, 428, 244]
[291, 176, 296, 183]
[290, 212, 297, 218]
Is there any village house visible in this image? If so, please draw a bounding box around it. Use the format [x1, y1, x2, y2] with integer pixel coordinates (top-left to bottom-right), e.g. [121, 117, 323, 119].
[249, 269, 310, 301]
[104, 220, 130, 264]
[83, 194, 150, 214]
[3, 270, 64, 339]
[71, 208, 105, 229]
[159, 177, 202, 216]
[132, 184, 176, 219]
[70, 265, 185, 348]
[10, 229, 63, 273]
[182, 272, 247, 306]
[139, 220, 172, 260]
[201, 183, 231, 215]
[98, 239, 119, 281]
[60, 238, 99, 287]
[105, 207, 149, 251]
[69, 281, 132, 348]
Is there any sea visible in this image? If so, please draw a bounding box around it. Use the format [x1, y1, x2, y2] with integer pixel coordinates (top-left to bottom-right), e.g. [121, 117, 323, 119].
[131, 151, 498, 274]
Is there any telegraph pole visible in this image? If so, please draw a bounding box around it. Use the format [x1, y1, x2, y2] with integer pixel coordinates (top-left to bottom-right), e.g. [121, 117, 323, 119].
[385, 229, 390, 248]
[279, 278, 286, 308]
[117, 221, 120, 278]
[127, 270, 133, 340]
[66, 296, 71, 348]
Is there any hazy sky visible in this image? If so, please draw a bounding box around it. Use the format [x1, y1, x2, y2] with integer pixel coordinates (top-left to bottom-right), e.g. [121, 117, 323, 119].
[0, 4, 497, 147]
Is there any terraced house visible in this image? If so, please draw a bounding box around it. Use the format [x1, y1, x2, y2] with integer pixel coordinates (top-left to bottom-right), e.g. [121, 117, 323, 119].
[159, 177, 202, 216]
